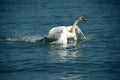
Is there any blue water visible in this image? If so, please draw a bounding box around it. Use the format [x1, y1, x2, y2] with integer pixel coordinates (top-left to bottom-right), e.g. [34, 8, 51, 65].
[0, 0, 120, 80]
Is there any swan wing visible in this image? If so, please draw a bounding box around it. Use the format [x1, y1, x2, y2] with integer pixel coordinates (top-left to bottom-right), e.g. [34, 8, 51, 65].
[75, 26, 86, 40]
[65, 26, 86, 40]
[47, 27, 64, 39]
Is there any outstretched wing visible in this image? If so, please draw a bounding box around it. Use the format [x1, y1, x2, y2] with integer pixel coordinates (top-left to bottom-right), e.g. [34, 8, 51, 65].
[47, 27, 67, 44]
[66, 26, 86, 40]
[75, 26, 86, 40]
[47, 27, 64, 40]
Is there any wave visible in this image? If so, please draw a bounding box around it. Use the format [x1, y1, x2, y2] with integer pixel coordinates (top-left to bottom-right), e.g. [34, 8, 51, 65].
[0, 35, 44, 42]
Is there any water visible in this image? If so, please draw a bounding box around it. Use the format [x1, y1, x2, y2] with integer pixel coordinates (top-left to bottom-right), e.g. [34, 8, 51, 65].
[0, 0, 120, 80]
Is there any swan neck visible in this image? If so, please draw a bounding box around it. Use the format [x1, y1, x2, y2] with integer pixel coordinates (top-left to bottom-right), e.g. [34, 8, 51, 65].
[71, 18, 81, 34]
[67, 18, 81, 38]
[73, 19, 81, 26]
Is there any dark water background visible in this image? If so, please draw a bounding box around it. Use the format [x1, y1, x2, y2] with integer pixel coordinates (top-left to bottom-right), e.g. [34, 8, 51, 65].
[0, 0, 120, 80]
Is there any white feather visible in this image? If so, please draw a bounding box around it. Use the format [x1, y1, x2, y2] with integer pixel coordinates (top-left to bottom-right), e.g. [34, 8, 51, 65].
[47, 26, 86, 44]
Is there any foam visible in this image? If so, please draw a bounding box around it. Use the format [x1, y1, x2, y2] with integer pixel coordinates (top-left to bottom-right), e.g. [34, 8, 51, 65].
[0, 35, 44, 42]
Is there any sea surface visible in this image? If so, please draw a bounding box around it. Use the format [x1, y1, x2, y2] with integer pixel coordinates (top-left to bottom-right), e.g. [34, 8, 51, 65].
[0, 0, 120, 80]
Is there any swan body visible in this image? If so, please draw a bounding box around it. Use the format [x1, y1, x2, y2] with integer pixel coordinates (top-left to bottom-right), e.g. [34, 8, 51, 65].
[37, 16, 87, 44]
[47, 26, 86, 44]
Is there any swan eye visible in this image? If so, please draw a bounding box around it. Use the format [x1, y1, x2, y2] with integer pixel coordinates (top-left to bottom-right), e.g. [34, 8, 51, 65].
[81, 18, 84, 20]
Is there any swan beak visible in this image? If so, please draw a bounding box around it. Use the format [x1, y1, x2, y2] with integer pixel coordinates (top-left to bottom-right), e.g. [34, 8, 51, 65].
[82, 18, 87, 21]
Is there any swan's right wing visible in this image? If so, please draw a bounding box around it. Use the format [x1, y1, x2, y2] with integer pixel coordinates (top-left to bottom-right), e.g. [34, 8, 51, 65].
[47, 27, 67, 40]
[47, 27, 67, 44]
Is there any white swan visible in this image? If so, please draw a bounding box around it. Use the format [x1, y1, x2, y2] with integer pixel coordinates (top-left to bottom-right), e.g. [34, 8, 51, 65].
[37, 16, 86, 44]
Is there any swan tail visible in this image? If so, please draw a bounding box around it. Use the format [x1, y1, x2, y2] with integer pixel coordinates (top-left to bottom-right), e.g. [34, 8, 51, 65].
[36, 37, 47, 42]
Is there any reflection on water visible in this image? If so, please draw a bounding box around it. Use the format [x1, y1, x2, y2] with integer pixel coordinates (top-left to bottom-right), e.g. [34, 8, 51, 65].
[48, 41, 84, 63]
[49, 73, 82, 80]
[46, 41, 84, 80]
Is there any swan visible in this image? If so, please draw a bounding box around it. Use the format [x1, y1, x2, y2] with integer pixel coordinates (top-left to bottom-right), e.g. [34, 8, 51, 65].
[37, 16, 87, 44]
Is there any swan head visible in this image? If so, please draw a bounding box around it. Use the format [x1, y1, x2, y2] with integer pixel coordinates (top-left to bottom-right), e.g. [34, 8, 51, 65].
[78, 16, 87, 21]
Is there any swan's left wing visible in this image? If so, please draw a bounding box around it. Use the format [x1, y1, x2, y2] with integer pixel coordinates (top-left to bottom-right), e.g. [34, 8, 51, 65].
[75, 26, 86, 40]
[65, 26, 86, 40]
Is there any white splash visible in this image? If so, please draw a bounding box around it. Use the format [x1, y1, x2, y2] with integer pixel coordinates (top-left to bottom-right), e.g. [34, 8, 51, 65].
[5, 35, 43, 42]
[85, 35, 92, 40]
[21, 36, 43, 42]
